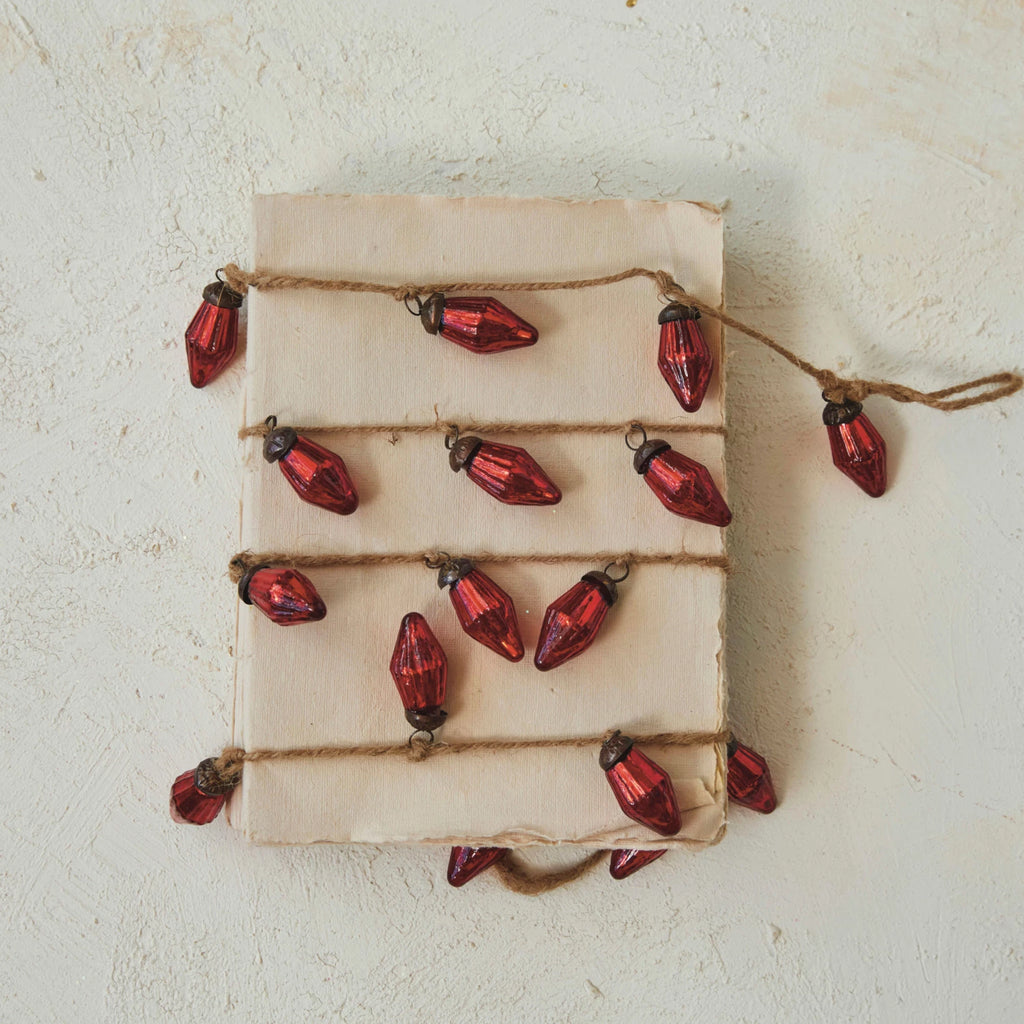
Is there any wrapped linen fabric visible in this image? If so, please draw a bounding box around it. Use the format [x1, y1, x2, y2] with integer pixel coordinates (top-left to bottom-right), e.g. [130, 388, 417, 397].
[230, 194, 728, 848]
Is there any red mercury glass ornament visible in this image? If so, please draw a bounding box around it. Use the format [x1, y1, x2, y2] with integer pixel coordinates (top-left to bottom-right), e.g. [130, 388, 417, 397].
[170, 758, 235, 825]
[389, 612, 448, 732]
[448, 431, 561, 506]
[416, 293, 538, 353]
[533, 563, 626, 671]
[822, 398, 887, 498]
[262, 417, 359, 516]
[599, 731, 682, 837]
[727, 739, 777, 813]
[609, 848, 667, 880]
[436, 557, 524, 661]
[447, 846, 508, 887]
[657, 302, 713, 413]
[184, 276, 244, 388]
[629, 426, 731, 526]
[238, 564, 327, 626]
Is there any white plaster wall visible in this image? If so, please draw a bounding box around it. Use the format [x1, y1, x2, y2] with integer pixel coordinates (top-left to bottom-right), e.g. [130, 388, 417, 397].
[2, 1, 1022, 1020]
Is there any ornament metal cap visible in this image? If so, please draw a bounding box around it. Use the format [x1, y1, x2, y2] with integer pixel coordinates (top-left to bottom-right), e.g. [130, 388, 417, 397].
[194, 757, 237, 796]
[657, 302, 700, 324]
[599, 730, 635, 771]
[263, 426, 299, 462]
[405, 707, 448, 731]
[237, 563, 272, 604]
[201, 281, 244, 310]
[437, 557, 475, 590]
[633, 438, 672, 474]
[581, 570, 619, 606]
[420, 293, 446, 335]
[448, 435, 484, 473]
[821, 396, 864, 426]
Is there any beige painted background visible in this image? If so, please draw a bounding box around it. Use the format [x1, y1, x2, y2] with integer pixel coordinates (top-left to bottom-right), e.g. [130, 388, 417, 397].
[1, 2, 1021, 1022]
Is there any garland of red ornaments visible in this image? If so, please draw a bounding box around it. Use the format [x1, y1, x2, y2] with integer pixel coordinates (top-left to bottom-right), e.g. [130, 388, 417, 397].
[173, 261, 1022, 891]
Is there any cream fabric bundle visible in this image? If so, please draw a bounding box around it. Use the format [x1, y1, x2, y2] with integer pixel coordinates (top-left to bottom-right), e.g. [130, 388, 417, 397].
[230, 194, 728, 848]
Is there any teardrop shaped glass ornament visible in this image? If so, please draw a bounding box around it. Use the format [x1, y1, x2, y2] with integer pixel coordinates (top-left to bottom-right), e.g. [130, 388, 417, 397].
[184, 279, 244, 388]
[657, 303, 713, 413]
[632, 437, 731, 526]
[437, 558, 524, 661]
[727, 739, 777, 813]
[419, 293, 538, 353]
[170, 758, 235, 825]
[389, 612, 448, 731]
[599, 731, 682, 837]
[533, 569, 620, 671]
[449, 435, 561, 506]
[609, 848, 667, 880]
[447, 846, 508, 886]
[263, 421, 359, 516]
[238, 565, 327, 626]
[823, 399, 887, 498]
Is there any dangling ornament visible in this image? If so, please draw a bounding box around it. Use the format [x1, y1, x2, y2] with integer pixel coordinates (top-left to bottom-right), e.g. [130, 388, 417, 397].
[627, 424, 731, 526]
[433, 555, 524, 662]
[447, 428, 561, 506]
[170, 758, 236, 825]
[609, 848, 667, 880]
[410, 293, 538, 354]
[184, 273, 244, 388]
[262, 416, 359, 516]
[389, 612, 448, 733]
[447, 846, 508, 887]
[533, 562, 628, 671]
[822, 397, 887, 498]
[657, 302, 713, 413]
[599, 731, 682, 837]
[238, 564, 327, 626]
[727, 738, 777, 813]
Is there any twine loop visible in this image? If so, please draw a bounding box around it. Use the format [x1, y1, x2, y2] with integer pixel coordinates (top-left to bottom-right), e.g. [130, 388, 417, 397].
[493, 850, 607, 894]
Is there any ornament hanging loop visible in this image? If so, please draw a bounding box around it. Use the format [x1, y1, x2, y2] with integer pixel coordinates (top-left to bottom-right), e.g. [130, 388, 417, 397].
[403, 293, 424, 317]
[444, 424, 461, 450]
[625, 423, 648, 451]
[424, 551, 453, 570]
[264, 414, 278, 430]
[603, 560, 630, 583]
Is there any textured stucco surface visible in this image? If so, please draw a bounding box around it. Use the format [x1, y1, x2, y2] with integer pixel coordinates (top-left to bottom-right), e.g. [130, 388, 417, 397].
[2, 2, 1022, 1021]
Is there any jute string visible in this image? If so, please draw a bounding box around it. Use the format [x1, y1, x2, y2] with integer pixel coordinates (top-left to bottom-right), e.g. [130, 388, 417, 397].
[238, 419, 725, 440]
[227, 549, 730, 584]
[492, 850, 608, 894]
[212, 729, 729, 788]
[209, 729, 728, 893]
[222, 262, 1022, 410]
